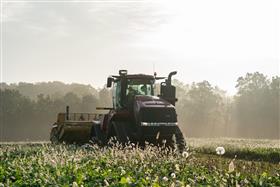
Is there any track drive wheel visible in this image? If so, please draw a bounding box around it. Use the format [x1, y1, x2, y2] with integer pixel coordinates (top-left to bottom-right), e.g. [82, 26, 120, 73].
[175, 126, 187, 152]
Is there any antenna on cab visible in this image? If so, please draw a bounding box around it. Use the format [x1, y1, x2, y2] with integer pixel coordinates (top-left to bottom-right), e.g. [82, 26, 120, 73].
[153, 63, 157, 77]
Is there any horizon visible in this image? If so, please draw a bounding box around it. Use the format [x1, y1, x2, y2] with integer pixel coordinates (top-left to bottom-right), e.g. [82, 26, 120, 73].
[0, 69, 278, 96]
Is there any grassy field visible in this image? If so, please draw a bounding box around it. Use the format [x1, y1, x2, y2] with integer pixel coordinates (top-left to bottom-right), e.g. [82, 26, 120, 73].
[0, 138, 279, 186]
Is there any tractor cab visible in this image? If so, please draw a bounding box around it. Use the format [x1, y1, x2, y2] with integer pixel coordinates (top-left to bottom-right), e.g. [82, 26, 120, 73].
[107, 70, 156, 110]
[107, 70, 178, 110]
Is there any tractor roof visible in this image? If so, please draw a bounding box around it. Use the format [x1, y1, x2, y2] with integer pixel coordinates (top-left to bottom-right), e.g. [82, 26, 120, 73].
[112, 74, 165, 80]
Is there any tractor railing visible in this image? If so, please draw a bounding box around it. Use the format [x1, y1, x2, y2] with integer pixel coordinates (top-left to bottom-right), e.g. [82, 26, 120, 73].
[57, 113, 102, 123]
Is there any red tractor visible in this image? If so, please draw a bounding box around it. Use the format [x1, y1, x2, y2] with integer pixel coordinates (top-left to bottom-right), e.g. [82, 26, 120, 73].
[50, 70, 186, 151]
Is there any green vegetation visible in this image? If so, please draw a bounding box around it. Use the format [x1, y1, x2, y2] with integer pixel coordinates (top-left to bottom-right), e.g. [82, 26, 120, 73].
[0, 139, 279, 186]
[187, 138, 280, 163]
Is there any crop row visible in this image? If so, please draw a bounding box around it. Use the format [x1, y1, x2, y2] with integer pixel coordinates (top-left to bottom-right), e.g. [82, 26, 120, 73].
[0, 142, 279, 186]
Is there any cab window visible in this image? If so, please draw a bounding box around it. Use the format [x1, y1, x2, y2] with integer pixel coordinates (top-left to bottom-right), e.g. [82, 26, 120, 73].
[126, 79, 154, 96]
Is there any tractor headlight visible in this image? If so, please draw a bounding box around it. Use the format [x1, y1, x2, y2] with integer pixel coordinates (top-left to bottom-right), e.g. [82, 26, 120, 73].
[141, 122, 177, 126]
[141, 122, 148, 126]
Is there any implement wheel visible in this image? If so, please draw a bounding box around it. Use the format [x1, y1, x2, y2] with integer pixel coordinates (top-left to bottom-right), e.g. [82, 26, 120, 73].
[50, 127, 59, 144]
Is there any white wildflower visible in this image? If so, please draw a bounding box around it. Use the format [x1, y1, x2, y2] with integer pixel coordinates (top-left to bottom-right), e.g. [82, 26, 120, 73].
[126, 177, 131, 184]
[72, 182, 78, 187]
[228, 160, 235, 173]
[171, 173, 176, 178]
[50, 159, 56, 166]
[95, 166, 100, 172]
[81, 144, 91, 149]
[236, 181, 241, 187]
[121, 169, 126, 175]
[175, 164, 180, 171]
[104, 179, 109, 186]
[216, 147, 225, 155]
[162, 176, 168, 181]
[176, 180, 183, 185]
[182, 151, 189, 158]
[156, 132, 160, 140]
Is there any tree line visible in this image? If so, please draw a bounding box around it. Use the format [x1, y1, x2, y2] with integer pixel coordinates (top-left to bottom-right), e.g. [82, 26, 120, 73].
[0, 72, 279, 141]
[0, 84, 111, 141]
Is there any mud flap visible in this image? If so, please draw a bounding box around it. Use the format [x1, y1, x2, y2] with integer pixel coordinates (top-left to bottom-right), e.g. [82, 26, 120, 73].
[91, 123, 107, 145]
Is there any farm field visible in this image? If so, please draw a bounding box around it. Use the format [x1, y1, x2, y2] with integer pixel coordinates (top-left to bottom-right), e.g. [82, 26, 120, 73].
[0, 138, 279, 186]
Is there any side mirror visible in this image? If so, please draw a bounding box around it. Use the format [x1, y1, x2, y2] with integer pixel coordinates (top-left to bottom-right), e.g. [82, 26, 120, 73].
[107, 77, 114, 88]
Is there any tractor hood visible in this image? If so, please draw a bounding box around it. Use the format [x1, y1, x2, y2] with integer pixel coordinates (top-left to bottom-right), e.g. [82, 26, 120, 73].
[134, 95, 174, 109]
[134, 95, 177, 124]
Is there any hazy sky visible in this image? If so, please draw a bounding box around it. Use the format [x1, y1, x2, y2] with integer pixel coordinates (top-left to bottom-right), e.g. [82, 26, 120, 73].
[1, 0, 279, 94]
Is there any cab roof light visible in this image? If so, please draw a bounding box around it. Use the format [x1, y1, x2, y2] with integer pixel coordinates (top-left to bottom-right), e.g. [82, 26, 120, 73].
[119, 70, 128, 76]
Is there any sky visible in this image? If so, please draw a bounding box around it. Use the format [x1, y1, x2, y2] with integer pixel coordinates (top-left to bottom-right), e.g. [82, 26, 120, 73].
[1, 0, 279, 95]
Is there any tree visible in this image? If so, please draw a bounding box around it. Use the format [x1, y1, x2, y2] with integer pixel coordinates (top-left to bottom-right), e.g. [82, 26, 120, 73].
[0, 89, 35, 141]
[98, 87, 112, 107]
[63, 92, 81, 112]
[234, 72, 278, 138]
[269, 76, 280, 138]
[81, 95, 98, 112]
[178, 81, 226, 137]
[236, 72, 269, 96]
